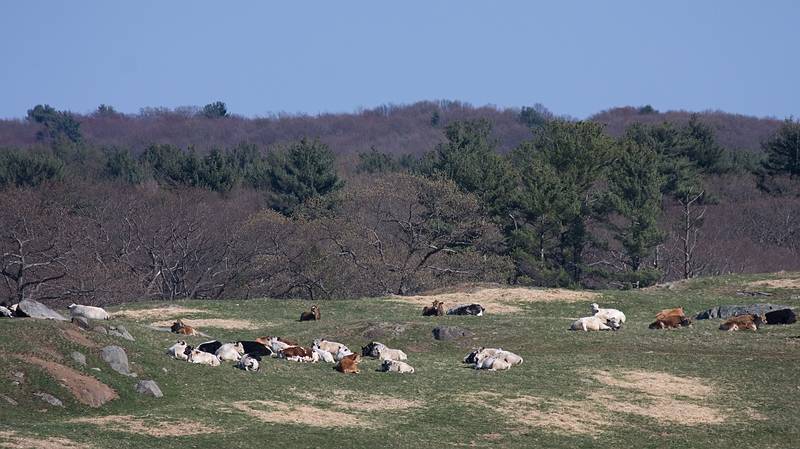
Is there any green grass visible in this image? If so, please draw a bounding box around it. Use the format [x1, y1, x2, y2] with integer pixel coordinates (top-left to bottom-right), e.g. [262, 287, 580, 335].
[1, 273, 800, 448]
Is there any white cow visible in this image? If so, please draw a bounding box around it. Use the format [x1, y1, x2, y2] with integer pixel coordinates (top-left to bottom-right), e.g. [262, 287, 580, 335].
[236, 354, 260, 372]
[475, 356, 511, 371]
[591, 303, 626, 325]
[313, 339, 347, 354]
[570, 316, 614, 332]
[269, 337, 292, 355]
[0, 305, 12, 318]
[380, 359, 415, 374]
[312, 346, 335, 363]
[68, 304, 110, 321]
[215, 342, 245, 362]
[494, 350, 523, 366]
[334, 347, 355, 362]
[375, 343, 407, 362]
[166, 341, 190, 361]
[188, 349, 221, 366]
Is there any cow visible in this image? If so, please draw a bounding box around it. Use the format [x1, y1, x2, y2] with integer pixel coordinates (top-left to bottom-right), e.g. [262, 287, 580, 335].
[463, 347, 500, 365]
[655, 307, 686, 321]
[649, 316, 692, 329]
[256, 336, 298, 346]
[67, 304, 110, 321]
[216, 343, 245, 362]
[238, 341, 273, 358]
[720, 314, 766, 331]
[494, 350, 523, 366]
[422, 300, 445, 317]
[187, 349, 220, 366]
[171, 319, 198, 336]
[300, 305, 320, 322]
[166, 341, 190, 361]
[197, 340, 223, 354]
[313, 339, 347, 355]
[475, 356, 511, 371]
[447, 304, 485, 316]
[280, 346, 317, 362]
[268, 337, 293, 354]
[335, 353, 361, 374]
[376, 344, 407, 362]
[591, 303, 626, 325]
[361, 341, 384, 358]
[0, 305, 12, 318]
[379, 359, 415, 374]
[313, 346, 335, 363]
[335, 346, 355, 361]
[236, 354, 260, 372]
[765, 308, 797, 325]
[570, 316, 618, 331]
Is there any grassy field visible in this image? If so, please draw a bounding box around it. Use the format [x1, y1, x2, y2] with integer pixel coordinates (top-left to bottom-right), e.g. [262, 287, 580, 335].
[1, 273, 799, 448]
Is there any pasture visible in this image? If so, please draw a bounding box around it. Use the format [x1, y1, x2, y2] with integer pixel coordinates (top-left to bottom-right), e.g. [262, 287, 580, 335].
[1, 273, 799, 448]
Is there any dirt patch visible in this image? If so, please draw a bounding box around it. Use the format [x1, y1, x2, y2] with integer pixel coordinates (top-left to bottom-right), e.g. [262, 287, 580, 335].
[390, 286, 598, 314]
[150, 318, 262, 330]
[592, 370, 714, 399]
[226, 400, 364, 427]
[60, 327, 98, 348]
[471, 370, 729, 435]
[0, 431, 91, 449]
[19, 355, 117, 407]
[69, 415, 223, 437]
[329, 389, 424, 412]
[747, 278, 800, 289]
[112, 306, 208, 320]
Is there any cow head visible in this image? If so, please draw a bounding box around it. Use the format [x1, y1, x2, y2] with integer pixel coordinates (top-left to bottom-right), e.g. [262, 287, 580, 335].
[606, 317, 622, 330]
[590, 303, 600, 314]
[753, 314, 767, 328]
[680, 317, 692, 327]
[233, 342, 245, 354]
[362, 342, 382, 357]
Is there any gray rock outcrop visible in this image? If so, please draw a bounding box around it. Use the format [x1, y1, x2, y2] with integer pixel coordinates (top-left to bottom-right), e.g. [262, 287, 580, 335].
[100, 345, 136, 377]
[17, 300, 68, 321]
[695, 304, 791, 320]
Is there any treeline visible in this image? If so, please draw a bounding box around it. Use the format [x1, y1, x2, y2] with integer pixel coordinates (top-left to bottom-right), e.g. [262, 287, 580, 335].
[1, 102, 799, 306]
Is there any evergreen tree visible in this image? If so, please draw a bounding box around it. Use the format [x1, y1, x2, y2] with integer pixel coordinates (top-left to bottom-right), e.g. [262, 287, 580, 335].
[763, 119, 800, 177]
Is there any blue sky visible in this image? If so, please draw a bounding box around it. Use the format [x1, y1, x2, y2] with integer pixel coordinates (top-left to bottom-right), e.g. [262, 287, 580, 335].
[1, 1, 797, 119]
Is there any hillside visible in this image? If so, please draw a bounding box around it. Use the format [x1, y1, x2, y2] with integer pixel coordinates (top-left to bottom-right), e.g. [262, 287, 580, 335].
[0, 101, 785, 157]
[1, 273, 799, 448]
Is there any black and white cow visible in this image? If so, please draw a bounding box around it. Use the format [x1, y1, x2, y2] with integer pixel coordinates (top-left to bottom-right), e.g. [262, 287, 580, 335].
[447, 304, 485, 316]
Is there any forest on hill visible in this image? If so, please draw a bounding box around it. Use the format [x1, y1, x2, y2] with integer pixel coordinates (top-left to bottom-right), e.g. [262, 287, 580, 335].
[0, 101, 798, 306]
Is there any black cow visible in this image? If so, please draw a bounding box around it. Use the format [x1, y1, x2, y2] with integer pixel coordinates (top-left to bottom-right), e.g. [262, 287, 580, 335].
[238, 341, 273, 358]
[447, 304, 486, 316]
[197, 340, 223, 354]
[765, 308, 797, 325]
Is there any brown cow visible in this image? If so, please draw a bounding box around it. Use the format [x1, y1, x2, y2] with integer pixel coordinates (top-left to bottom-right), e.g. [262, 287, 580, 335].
[335, 353, 361, 374]
[280, 346, 314, 359]
[719, 314, 766, 331]
[171, 319, 198, 336]
[649, 315, 692, 329]
[655, 307, 685, 321]
[422, 300, 445, 317]
[300, 305, 320, 322]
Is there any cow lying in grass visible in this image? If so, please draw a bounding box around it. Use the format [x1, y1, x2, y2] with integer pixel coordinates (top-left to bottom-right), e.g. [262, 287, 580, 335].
[649, 315, 692, 329]
[570, 316, 620, 331]
[360, 341, 406, 361]
[470, 348, 523, 371]
[655, 307, 685, 321]
[591, 303, 626, 325]
[720, 314, 766, 331]
[188, 349, 220, 366]
[0, 305, 12, 318]
[236, 354, 260, 372]
[216, 342, 245, 362]
[379, 359, 415, 374]
[765, 308, 797, 325]
[279, 346, 318, 362]
[422, 300, 445, 316]
[313, 339, 347, 355]
[171, 319, 198, 336]
[447, 304, 485, 316]
[335, 353, 361, 373]
[166, 341, 192, 361]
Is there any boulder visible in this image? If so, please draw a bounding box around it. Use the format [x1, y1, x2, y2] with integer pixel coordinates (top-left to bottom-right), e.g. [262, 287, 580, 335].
[71, 351, 87, 366]
[34, 392, 63, 407]
[100, 346, 136, 377]
[695, 304, 791, 320]
[135, 380, 163, 398]
[92, 325, 109, 335]
[108, 325, 135, 341]
[432, 326, 474, 341]
[16, 299, 67, 321]
[72, 316, 92, 330]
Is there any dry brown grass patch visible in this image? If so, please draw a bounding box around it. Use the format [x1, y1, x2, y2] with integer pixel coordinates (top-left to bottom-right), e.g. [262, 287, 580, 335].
[390, 286, 598, 314]
[150, 318, 261, 330]
[747, 278, 800, 289]
[60, 327, 98, 348]
[17, 355, 117, 407]
[69, 415, 223, 437]
[226, 400, 364, 427]
[592, 370, 714, 399]
[112, 306, 209, 320]
[0, 431, 91, 449]
[329, 389, 424, 411]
